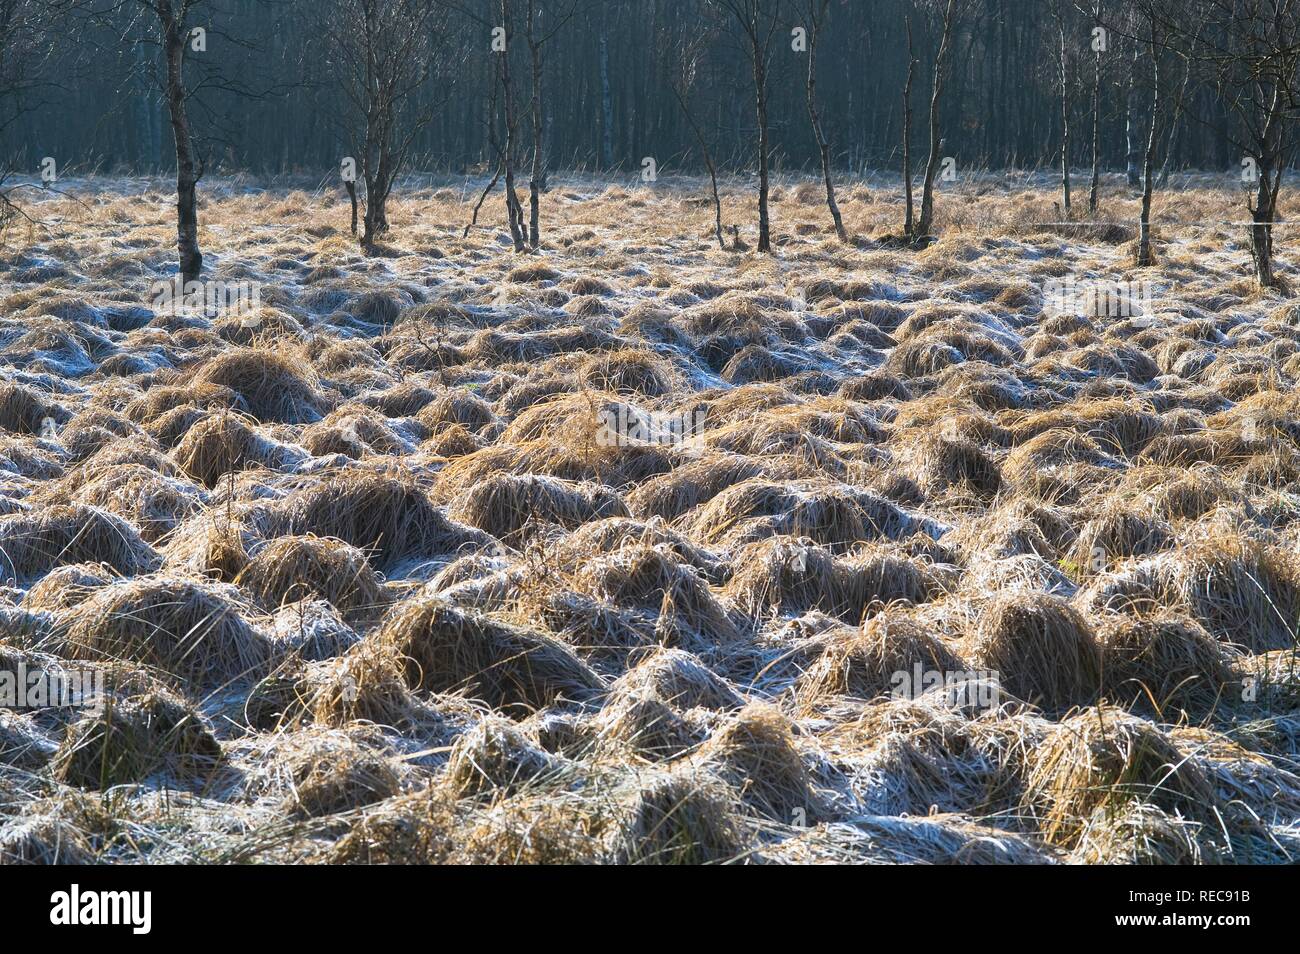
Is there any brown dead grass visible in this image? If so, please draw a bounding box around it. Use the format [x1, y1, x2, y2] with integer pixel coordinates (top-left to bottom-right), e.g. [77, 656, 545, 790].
[3, 175, 1298, 864]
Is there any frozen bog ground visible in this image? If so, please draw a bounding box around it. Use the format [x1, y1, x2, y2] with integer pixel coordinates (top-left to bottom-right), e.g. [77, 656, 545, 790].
[1, 173, 1300, 863]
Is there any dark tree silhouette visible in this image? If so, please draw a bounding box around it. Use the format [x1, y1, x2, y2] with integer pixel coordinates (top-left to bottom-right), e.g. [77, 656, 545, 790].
[320, 0, 454, 252]
[1137, 12, 1160, 266]
[800, 0, 846, 241]
[667, 10, 726, 250]
[48, 0, 277, 282]
[523, 0, 581, 249]
[8, 0, 1277, 183]
[0, 0, 51, 232]
[901, 12, 918, 237]
[498, 0, 526, 251]
[913, 0, 959, 242]
[1185, 0, 1300, 288]
[1088, 1, 1102, 213]
[710, 0, 781, 252]
[1055, 0, 1073, 220]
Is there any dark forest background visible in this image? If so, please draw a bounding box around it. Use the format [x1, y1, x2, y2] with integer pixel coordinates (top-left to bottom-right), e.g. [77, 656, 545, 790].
[0, 0, 1244, 179]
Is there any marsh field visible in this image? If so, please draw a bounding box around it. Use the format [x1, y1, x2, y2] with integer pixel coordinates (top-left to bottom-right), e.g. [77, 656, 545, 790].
[1, 172, 1300, 865]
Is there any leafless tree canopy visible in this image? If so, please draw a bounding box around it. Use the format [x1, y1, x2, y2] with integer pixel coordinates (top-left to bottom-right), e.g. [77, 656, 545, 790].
[2, 0, 1298, 274]
[318, 0, 456, 249]
[6, 0, 1289, 176]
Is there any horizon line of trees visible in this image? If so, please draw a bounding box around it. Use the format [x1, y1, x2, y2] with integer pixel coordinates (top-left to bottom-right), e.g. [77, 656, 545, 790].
[0, 1, 1273, 178]
[1, 0, 1297, 288]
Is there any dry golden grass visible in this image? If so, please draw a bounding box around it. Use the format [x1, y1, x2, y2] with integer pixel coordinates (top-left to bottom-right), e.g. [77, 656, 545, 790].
[1, 172, 1298, 864]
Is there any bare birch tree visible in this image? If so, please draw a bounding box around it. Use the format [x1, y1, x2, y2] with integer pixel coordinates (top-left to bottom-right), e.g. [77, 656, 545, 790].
[913, 0, 959, 242]
[53, 0, 273, 282]
[711, 0, 781, 252]
[321, 0, 454, 252]
[800, 0, 846, 241]
[523, 0, 581, 249]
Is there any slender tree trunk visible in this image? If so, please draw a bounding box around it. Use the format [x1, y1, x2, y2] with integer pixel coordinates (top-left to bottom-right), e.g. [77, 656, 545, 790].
[357, 0, 391, 252]
[161, 11, 201, 283]
[998, 0, 1011, 164]
[916, 0, 957, 240]
[1249, 97, 1285, 289]
[465, 162, 502, 237]
[1125, 43, 1140, 187]
[362, 179, 380, 247]
[376, 104, 394, 233]
[499, 0, 526, 252]
[503, 162, 525, 251]
[805, 1, 845, 241]
[1251, 169, 1278, 289]
[753, 38, 771, 253]
[598, 30, 613, 170]
[362, 146, 393, 249]
[707, 159, 724, 251]
[1088, 9, 1101, 214]
[526, 0, 542, 249]
[346, 179, 358, 234]
[902, 14, 917, 237]
[1137, 23, 1159, 267]
[1058, 6, 1072, 219]
[672, 85, 724, 249]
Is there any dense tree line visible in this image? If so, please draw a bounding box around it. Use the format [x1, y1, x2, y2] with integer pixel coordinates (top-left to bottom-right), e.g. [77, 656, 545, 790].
[2, 0, 1298, 288]
[0, 0, 1260, 178]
